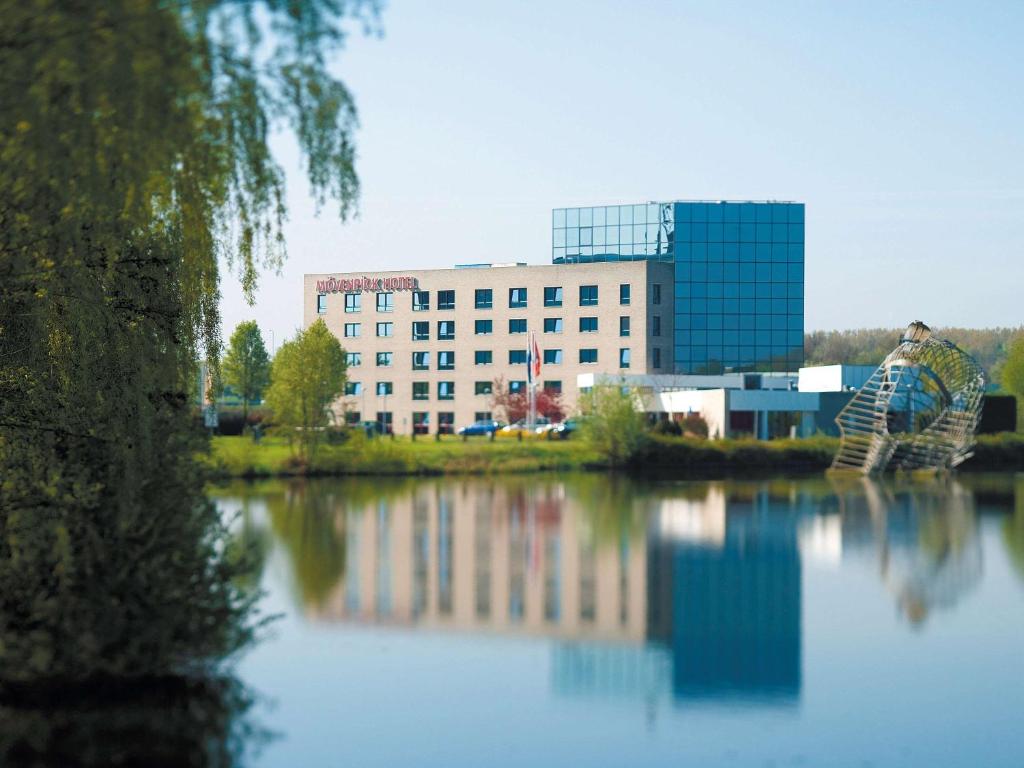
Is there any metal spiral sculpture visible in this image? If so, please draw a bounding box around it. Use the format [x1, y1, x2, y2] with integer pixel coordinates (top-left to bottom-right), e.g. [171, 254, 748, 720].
[830, 322, 986, 473]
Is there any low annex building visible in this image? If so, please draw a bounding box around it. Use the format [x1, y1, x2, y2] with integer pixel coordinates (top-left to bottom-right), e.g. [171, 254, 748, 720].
[304, 260, 674, 435]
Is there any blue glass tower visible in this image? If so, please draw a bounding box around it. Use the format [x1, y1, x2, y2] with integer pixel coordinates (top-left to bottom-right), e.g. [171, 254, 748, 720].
[552, 200, 804, 374]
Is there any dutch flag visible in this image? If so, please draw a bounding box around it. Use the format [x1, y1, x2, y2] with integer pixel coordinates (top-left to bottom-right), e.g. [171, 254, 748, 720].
[527, 331, 541, 386]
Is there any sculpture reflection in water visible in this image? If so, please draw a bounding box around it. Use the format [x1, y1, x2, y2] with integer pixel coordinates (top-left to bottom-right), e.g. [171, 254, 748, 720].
[239, 475, 1003, 713]
[826, 477, 982, 624]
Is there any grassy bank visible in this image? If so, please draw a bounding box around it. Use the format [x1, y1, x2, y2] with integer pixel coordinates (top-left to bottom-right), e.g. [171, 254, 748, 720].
[201, 434, 599, 478]
[200, 432, 1024, 479]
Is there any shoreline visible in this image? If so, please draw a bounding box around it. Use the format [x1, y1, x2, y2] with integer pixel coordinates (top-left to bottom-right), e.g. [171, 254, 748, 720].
[201, 433, 1024, 481]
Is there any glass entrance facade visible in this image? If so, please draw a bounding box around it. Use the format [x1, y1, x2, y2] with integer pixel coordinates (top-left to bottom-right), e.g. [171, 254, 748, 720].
[552, 200, 804, 374]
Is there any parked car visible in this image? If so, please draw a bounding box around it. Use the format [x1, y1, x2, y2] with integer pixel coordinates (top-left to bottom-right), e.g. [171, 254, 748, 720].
[500, 417, 553, 436]
[551, 418, 583, 439]
[457, 420, 503, 436]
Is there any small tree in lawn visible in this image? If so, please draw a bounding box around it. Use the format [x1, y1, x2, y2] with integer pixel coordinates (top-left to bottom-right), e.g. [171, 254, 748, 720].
[222, 320, 271, 425]
[490, 376, 527, 423]
[537, 387, 566, 422]
[579, 383, 650, 466]
[265, 320, 347, 463]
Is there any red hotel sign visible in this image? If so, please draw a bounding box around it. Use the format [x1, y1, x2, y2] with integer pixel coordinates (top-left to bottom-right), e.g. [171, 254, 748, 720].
[316, 275, 420, 294]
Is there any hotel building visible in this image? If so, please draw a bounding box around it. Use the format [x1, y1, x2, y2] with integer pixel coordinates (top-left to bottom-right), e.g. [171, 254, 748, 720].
[304, 260, 674, 434]
[303, 199, 805, 435]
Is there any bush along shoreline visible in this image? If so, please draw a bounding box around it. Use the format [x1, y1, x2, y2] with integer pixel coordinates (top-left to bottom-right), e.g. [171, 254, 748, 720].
[200, 432, 1024, 480]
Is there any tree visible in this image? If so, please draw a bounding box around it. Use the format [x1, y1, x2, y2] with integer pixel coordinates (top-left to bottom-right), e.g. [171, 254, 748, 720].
[490, 377, 566, 423]
[265, 320, 347, 462]
[578, 384, 650, 467]
[0, 0, 376, 684]
[222, 321, 271, 423]
[1002, 334, 1024, 406]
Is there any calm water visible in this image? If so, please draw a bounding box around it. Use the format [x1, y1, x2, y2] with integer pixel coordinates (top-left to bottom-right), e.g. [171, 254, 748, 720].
[214, 474, 1024, 768]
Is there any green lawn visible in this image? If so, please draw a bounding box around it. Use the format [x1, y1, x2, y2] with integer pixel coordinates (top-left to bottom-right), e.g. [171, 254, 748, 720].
[200, 431, 1024, 479]
[201, 434, 599, 478]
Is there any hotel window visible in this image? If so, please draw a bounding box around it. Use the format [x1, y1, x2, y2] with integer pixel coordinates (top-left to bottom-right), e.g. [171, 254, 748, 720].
[652, 348, 662, 369]
[543, 349, 562, 365]
[438, 412, 455, 434]
[543, 317, 563, 334]
[346, 352, 361, 366]
[619, 348, 631, 368]
[345, 411, 361, 425]
[412, 321, 429, 341]
[509, 350, 527, 365]
[376, 381, 393, 396]
[412, 382, 429, 401]
[543, 380, 562, 394]
[376, 352, 392, 367]
[413, 411, 430, 434]
[376, 292, 394, 312]
[438, 320, 455, 340]
[544, 286, 563, 307]
[376, 322, 393, 338]
[579, 348, 598, 364]
[474, 288, 493, 309]
[509, 380, 526, 394]
[438, 381, 455, 400]
[438, 290, 455, 310]
[509, 319, 526, 334]
[652, 315, 661, 337]
[579, 285, 598, 306]
[474, 411, 492, 422]
[376, 411, 393, 434]
[475, 381, 493, 396]
[475, 319, 493, 335]
[438, 351, 455, 370]
[412, 291, 429, 312]
[345, 381, 362, 396]
[475, 350, 493, 365]
[344, 293, 361, 313]
[619, 284, 630, 306]
[619, 317, 630, 337]
[344, 322, 361, 338]
[509, 287, 527, 308]
[317, 294, 327, 314]
[412, 351, 430, 370]
[652, 283, 662, 305]
[579, 317, 598, 333]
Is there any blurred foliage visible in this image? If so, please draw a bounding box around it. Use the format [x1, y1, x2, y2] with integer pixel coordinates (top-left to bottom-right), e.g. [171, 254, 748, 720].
[0, 0, 376, 692]
[805, 327, 1022, 387]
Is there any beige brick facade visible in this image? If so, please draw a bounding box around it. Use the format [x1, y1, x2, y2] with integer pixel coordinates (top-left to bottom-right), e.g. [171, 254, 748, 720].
[303, 260, 673, 434]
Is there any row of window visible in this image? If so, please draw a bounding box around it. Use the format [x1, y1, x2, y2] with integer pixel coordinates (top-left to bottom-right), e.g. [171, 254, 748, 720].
[673, 282, 802, 300]
[341, 316, 653, 340]
[553, 202, 803, 229]
[344, 347, 642, 369]
[345, 380, 567, 399]
[675, 314, 803, 331]
[317, 284, 659, 314]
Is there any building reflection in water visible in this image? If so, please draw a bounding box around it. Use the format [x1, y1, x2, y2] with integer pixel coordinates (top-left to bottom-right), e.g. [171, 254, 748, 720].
[262, 475, 989, 708]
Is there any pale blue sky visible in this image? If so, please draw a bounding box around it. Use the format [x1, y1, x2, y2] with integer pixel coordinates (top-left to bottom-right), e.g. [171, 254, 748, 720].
[220, 0, 1024, 352]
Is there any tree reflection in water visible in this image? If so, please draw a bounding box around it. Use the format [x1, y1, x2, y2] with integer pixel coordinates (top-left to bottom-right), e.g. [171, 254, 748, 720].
[0, 488, 271, 767]
[0, 674, 264, 768]
[1003, 475, 1024, 582]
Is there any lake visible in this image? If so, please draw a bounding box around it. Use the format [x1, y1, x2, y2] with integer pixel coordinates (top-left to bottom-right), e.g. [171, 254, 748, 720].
[214, 473, 1024, 768]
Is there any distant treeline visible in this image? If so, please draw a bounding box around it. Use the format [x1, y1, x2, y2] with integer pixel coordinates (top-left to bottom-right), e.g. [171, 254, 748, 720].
[804, 327, 1023, 387]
